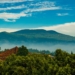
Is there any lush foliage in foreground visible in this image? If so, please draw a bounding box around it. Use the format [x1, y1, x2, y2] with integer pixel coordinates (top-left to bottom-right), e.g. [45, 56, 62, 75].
[0, 49, 75, 75]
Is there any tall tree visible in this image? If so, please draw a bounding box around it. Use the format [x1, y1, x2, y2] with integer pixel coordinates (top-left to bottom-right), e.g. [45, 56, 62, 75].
[17, 45, 28, 56]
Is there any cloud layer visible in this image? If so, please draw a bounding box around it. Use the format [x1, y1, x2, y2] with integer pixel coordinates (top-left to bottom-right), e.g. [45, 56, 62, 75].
[0, 0, 74, 22]
[36, 22, 75, 36]
[0, 12, 30, 22]
[0, 22, 75, 36]
[0, 0, 32, 3]
[0, 0, 61, 22]
[0, 28, 19, 32]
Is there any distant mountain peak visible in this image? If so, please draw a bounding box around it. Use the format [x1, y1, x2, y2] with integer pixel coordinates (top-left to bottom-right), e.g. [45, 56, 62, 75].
[0, 31, 8, 34]
[12, 29, 58, 34]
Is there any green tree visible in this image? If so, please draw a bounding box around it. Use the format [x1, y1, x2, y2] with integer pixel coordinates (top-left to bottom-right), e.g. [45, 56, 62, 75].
[17, 45, 28, 56]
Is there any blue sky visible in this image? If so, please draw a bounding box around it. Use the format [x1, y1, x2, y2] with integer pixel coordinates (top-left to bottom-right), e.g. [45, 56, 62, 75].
[0, 0, 75, 36]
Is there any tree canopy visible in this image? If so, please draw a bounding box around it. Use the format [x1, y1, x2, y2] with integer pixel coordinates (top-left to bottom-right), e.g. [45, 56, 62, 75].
[0, 47, 75, 75]
[17, 45, 28, 56]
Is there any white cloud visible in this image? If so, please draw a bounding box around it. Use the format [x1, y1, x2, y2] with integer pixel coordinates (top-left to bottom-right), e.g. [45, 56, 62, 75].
[0, 28, 20, 32]
[0, 22, 75, 36]
[23, 1, 61, 13]
[0, 1, 61, 12]
[0, 12, 31, 22]
[57, 13, 69, 16]
[0, 1, 61, 22]
[30, 1, 61, 12]
[22, 6, 61, 14]
[0, 4, 27, 11]
[4, 19, 16, 22]
[36, 22, 75, 36]
[30, 1, 56, 7]
[0, 0, 33, 3]
[30, 7, 61, 12]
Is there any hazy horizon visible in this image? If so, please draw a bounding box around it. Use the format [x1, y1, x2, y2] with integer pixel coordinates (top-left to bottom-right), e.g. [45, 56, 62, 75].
[0, 43, 75, 53]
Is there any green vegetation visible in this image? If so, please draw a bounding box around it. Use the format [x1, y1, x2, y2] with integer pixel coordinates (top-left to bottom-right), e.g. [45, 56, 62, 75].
[0, 46, 75, 75]
[17, 45, 28, 56]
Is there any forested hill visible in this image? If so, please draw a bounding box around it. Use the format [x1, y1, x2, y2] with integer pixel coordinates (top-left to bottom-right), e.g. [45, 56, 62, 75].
[0, 29, 75, 44]
[0, 46, 75, 75]
[13, 29, 58, 34]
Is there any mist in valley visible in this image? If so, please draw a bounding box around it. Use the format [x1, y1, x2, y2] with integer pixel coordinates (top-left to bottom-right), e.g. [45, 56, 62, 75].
[0, 43, 75, 53]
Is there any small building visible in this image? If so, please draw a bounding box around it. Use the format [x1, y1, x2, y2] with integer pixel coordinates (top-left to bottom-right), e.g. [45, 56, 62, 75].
[0, 47, 18, 60]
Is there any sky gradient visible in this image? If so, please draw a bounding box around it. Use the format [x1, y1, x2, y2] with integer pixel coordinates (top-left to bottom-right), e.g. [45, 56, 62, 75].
[0, 0, 75, 36]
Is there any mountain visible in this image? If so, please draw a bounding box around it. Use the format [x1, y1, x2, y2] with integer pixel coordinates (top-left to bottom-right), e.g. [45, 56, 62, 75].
[0, 29, 75, 44]
[13, 29, 58, 34]
[12, 29, 75, 43]
[0, 29, 75, 52]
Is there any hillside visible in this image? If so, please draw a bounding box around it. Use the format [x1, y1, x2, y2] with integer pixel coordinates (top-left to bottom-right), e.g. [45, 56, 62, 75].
[12, 29, 75, 42]
[0, 29, 75, 44]
[0, 29, 75, 52]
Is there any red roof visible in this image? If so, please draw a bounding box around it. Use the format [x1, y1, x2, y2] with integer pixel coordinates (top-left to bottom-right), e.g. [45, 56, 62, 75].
[0, 47, 18, 60]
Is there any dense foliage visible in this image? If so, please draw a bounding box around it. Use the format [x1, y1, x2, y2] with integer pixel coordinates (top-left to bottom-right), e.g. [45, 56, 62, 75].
[0, 48, 75, 75]
[17, 45, 28, 56]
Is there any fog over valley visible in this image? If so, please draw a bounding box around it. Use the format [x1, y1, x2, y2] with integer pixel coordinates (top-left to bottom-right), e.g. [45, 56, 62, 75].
[0, 43, 75, 53]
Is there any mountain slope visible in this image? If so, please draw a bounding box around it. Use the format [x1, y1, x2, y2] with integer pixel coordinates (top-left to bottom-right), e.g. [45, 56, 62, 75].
[0, 29, 75, 44]
[0, 29, 75, 52]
